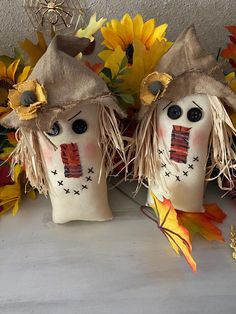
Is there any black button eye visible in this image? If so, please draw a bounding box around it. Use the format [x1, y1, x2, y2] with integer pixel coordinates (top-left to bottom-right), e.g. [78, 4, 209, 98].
[167, 105, 182, 120]
[46, 122, 60, 137]
[72, 119, 88, 134]
[187, 108, 203, 122]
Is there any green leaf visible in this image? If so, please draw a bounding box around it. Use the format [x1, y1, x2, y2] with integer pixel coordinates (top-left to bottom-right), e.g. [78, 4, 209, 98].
[119, 68, 131, 76]
[120, 56, 128, 69]
[101, 67, 113, 80]
[14, 48, 25, 65]
[119, 94, 134, 104]
[0, 55, 15, 67]
[113, 78, 124, 84]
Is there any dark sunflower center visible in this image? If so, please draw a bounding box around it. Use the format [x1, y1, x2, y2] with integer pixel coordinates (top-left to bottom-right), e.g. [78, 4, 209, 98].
[126, 44, 134, 65]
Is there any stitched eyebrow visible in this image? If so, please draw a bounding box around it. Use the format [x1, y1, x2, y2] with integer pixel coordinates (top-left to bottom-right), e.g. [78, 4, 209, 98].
[68, 110, 82, 121]
[192, 101, 202, 110]
[162, 101, 173, 111]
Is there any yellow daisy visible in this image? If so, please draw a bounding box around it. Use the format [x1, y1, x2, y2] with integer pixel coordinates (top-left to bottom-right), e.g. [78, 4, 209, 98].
[101, 13, 171, 64]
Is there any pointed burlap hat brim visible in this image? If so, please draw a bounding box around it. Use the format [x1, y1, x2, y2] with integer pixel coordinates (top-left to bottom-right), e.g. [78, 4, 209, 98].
[141, 25, 236, 110]
[1, 35, 116, 131]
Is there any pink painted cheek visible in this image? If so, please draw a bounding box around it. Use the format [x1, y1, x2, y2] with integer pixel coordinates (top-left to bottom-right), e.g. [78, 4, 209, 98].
[157, 125, 167, 139]
[84, 142, 99, 159]
[191, 130, 210, 147]
[41, 146, 55, 166]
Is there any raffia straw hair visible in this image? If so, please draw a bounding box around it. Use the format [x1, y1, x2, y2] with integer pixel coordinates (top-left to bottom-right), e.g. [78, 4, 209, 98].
[9, 98, 126, 195]
[132, 95, 236, 194]
[11, 128, 49, 195]
[130, 103, 170, 195]
[98, 99, 126, 179]
[206, 95, 236, 190]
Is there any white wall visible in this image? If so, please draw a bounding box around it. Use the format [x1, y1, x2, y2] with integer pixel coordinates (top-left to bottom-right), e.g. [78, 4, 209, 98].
[0, 0, 235, 59]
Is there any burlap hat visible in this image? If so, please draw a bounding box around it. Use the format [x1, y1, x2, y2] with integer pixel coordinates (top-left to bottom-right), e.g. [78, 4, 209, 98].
[140, 25, 236, 110]
[1, 35, 117, 131]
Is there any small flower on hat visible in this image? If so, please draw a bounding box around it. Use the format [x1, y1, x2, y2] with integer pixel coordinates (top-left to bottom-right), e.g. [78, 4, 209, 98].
[8, 80, 47, 120]
[140, 71, 173, 105]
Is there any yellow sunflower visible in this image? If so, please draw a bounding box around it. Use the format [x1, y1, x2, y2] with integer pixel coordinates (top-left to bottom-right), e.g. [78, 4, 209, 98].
[0, 164, 22, 217]
[100, 38, 171, 96]
[101, 13, 171, 64]
[0, 59, 31, 110]
[0, 164, 36, 217]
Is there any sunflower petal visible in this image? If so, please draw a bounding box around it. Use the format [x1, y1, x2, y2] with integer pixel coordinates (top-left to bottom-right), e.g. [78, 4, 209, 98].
[133, 14, 144, 39]
[101, 27, 125, 50]
[141, 19, 155, 44]
[98, 50, 114, 62]
[7, 59, 20, 82]
[146, 23, 169, 48]
[17, 66, 32, 83]
[121, 13, 134, 44]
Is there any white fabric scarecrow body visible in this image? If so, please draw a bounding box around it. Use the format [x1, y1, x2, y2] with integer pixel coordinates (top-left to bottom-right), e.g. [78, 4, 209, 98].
[135, 25, 236, 213]
[39, 103, 112, 223]
[1, 36, 125, 224]
[147, 94, 213, 212]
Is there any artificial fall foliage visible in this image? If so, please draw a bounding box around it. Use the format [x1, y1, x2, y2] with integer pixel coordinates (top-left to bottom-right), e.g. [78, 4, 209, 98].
[142, 192, 197, 272]
[0, 13, 235, 272]
[221, 25, 236, 68]
[19, 32, 47, 67]
[177, 204, 226, 241]
[99, 14, 172, 112]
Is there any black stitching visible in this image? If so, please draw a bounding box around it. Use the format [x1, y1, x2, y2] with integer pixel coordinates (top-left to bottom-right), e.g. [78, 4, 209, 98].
[88, 167, 94, 174]
[86, 176, 92, 182]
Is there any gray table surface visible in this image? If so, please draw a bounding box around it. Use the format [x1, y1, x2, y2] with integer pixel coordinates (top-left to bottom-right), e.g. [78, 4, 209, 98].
[0, 181, 236, 314]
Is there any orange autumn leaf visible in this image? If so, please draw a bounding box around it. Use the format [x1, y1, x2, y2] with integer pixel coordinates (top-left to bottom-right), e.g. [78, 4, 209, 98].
[143, 193, 197, 272]
[177, 204, 226, 242]
[221, 25, 236, 68]
[84, 60, 103, 74]
[7, 131, 17, 146]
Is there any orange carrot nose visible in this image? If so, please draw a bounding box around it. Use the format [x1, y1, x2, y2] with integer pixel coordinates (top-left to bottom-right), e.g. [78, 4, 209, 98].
[170, 125, 191, 164]
[60, 143, 83, 178]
